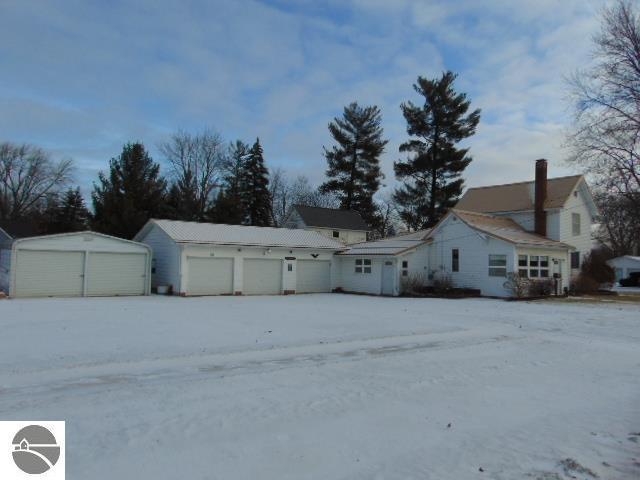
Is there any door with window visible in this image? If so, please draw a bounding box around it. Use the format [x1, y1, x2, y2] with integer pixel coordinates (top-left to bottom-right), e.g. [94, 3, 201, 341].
[382, 261, 395, 295]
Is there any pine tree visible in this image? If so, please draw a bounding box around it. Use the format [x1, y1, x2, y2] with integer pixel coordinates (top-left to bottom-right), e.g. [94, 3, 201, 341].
[208, 140, 250, 224]
[320, 102, 388, 228]
[44, 187, 90, 233]
[92, 143, 167, 239]
[394, 72, 480, 230]
[243, 138, 272, 226]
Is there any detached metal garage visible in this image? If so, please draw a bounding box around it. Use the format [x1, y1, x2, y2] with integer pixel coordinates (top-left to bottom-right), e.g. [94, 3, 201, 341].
[9, 232, 151, 298]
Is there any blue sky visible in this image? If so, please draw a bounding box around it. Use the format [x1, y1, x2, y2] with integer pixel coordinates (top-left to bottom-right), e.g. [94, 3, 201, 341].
[0, 0, 605, 197]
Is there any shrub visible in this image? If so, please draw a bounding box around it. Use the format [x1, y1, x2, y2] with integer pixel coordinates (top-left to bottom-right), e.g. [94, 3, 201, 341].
[620, 272, 640, 287]
[571, 273, 600, 294]
[580, 249, 615, 287]
[400, 273, 427, 295]
[432, 273, 453, 293]
[503, 272, 530, 298]
[529, 278, 555, 296]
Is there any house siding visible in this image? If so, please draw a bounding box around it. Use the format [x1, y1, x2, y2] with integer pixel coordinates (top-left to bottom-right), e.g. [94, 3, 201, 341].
[515, 247, 570, 293]
[137, 224, 181, 291]
[0, 248, 11, 292]
[428, 215, 517, 297]
[312, 227, 367, 245]
[558, 185, 594, 273]
[336, 256, 385, 295]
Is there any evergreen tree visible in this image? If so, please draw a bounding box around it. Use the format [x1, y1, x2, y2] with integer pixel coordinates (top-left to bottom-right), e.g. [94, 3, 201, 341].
[394, 71, 480, 229]
[42, 187, 90, 234]
[320, 102, 388, 228]
[208, 140, 250, 224]
[92, 142, 167, 239]
[243, 138, 272, 226]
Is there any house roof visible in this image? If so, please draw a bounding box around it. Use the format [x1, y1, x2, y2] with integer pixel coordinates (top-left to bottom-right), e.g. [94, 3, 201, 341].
[137, 219, 346, 250]
[337, 230, 431, 256]
[455, 175, 583, 213]
[446, 210, 572, 249]
[0, 219, 40, 240]
[292, 205, 370, 231]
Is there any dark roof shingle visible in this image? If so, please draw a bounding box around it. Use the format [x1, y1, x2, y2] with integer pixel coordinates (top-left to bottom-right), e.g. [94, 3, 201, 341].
[293, 205, 369, 231]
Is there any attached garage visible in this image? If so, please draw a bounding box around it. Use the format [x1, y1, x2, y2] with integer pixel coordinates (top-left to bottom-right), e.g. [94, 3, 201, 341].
[243, 259, 282, 295]
[296, 260, 331, 293]
[9, 232, 151, 298]
[186, 257, 234, 295]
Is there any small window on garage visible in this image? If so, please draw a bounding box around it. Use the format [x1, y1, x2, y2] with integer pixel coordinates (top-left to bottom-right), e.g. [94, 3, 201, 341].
[355, 258, 371, 274]
[287, 263, 293, 272]
[333, 231, 340, 238]
[488, 254, 507, 277]
[452, 249, 459, 272]
[402, 260, 409, 276]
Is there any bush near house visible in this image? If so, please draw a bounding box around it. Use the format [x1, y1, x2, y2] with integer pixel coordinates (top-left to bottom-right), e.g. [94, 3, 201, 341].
[529, 278, 555, 297]
[503, 272, 530, 298]
[570, 248, 616, 294]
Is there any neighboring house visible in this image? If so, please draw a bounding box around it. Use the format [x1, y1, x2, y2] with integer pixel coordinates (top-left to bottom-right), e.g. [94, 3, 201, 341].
[607, 256, 640, 283]
[455, 159, 598, 276]
[4, 231, 151, 297]
[0, 220, 40, 293]
[334, 230, 431, 296]
[283, 205, 369, 244]
[134, 219, 345, 296]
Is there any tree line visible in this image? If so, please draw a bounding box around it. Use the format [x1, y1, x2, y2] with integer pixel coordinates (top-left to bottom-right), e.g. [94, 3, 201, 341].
[0, 70, 482, 240]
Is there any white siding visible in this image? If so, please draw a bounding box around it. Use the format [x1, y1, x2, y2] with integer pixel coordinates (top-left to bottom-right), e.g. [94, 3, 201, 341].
[138, 224, 181, 290]
[0, 230, 12, 251]
[179, 244, 335, 295]
[312, 227, 367, 245]
[0, 249, 12, 293]
[558, 185, 595, 273]
[515, 247, 570, 294]
[429, 215, 516, 297]
[491, 209, 561, 240]
[336, 256, 386, 295]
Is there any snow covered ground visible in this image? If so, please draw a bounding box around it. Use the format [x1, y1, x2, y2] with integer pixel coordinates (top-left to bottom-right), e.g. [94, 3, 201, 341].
[0, 294, 638, 479]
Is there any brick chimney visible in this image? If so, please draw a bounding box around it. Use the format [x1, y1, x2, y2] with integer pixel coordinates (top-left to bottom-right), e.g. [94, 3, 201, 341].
[534, 159, 547, 237]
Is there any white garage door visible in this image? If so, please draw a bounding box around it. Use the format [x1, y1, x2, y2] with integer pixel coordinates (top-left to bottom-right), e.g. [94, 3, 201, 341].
[296, 260, 331, 293]
[187, 257, 234, 295]
[14, 250, 85, 297]
[87, 252, 147, 296]
[243, 259, 282, 295]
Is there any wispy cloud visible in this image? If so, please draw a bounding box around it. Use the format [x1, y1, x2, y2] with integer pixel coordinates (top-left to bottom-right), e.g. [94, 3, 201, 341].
[0, 0, 604, 193]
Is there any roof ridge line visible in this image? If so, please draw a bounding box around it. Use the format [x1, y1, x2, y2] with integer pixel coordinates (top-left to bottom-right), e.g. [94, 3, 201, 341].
[465, 174, 582, 191]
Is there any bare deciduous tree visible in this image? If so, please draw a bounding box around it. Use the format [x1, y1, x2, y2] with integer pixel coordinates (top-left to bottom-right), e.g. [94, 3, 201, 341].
[160, 130, 225, 221]
[0, 142, 73, 220]
[568, 2, 640, 202]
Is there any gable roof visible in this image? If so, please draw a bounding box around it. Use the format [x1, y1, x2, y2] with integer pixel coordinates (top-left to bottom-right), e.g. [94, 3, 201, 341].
[292, 205, 369, 231]
[337, 230, 431, 256]
[136, 219, 346, 250]
[435, 210, 572, 250]
[455, 175, 583, 213]
[0, 219, 40, 240]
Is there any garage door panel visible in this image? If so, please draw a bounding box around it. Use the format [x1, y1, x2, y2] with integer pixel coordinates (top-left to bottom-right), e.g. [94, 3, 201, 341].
[187, 257, 234, 296]
[296, 260, 331, 293]
[87, 252, 147, 296]
[15, 250, 84, 297]
[243, 259, 282, 295]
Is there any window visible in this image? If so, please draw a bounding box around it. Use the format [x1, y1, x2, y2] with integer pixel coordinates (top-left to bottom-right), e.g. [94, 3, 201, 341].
[572, 213, 581, 236]
[355, 258, 372, 274]
[452, 249, 459, 272]
[333, 231, 340, 238]
[287, 263, 293, 272]
[517, 254, 550, 278]
[488, 254, 507, 277]
[571, 251, 580, 269]
[402, 260, 409, 277]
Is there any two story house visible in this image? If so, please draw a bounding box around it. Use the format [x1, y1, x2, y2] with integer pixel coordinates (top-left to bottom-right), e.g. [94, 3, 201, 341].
[283, 205, 370, 245]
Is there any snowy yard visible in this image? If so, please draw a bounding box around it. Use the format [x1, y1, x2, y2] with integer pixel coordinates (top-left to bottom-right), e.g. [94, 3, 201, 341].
[0, 294, 638, 479]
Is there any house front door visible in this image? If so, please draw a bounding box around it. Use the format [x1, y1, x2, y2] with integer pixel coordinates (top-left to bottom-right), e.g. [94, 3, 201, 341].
[382, 261, 395, 296]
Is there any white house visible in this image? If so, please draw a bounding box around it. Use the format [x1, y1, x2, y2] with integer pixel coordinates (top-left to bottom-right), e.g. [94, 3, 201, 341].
[0, 220, 40, 293]
[334, 230, 431, 296]
[4, 231, 152, 297]
[283, 205, 369, 244]
[134, 219, 345, 296]
[607, 256, 640, 283]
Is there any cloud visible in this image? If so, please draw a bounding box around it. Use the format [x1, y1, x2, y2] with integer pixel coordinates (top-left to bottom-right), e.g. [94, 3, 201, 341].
[0, 0, 605, 197]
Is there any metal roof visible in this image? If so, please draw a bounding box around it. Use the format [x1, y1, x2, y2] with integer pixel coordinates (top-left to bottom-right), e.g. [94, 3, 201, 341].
[293, 205, 370, 231]
[337, 230, 431, 256]
[139, 219, 346, 250]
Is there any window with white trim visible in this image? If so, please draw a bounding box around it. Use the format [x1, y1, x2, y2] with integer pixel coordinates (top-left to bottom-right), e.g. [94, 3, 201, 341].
[518, 254, 550, 278]
[355, 258, 372, 274]
[333, 230, 340, 238]
[572, 213, 581, 236]
[488, 254, 507, 277]
[452, 248, 459, 272]
[401, 260, 408, 277]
